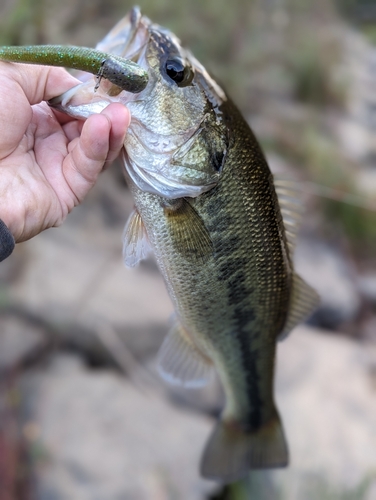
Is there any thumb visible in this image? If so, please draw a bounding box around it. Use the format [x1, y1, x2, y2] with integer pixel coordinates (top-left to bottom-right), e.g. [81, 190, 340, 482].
[62, 102, 130, 205]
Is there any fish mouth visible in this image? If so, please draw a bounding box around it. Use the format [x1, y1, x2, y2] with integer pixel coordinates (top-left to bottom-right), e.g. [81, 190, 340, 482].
[49, 7, 151, 109]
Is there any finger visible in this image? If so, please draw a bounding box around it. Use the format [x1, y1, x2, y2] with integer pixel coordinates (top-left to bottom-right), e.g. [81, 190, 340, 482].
[62, 120, 81, 143]
[63, 103, 129, 160]
[0, 64, 78, 158]
[2, 63, 80, 105]
[62, 112, 113, 204]
[100, 103, 130, 164]
[52, 107, 78, 126]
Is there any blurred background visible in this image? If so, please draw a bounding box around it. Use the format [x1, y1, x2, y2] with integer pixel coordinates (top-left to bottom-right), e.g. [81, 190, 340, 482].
[0, 0, 375, 499]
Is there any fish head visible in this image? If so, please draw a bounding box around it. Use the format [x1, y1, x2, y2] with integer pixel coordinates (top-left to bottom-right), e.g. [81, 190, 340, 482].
[51, 7, 229, 199]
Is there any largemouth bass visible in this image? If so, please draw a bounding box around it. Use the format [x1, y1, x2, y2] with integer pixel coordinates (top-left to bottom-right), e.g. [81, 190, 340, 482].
[48, 7, 319, 483]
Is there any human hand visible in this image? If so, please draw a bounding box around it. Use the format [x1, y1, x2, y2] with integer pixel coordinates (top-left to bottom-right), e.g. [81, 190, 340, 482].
[0, 63, 130, 243]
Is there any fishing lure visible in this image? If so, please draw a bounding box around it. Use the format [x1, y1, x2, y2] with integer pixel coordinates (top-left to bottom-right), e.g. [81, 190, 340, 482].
[0, 45, 148, 93]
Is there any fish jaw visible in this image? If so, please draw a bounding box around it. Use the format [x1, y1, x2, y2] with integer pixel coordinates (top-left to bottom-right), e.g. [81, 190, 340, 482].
[48, 81, 115, 119]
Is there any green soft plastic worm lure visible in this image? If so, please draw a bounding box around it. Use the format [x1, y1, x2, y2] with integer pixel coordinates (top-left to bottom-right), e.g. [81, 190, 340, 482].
[0, 45, 148, 93]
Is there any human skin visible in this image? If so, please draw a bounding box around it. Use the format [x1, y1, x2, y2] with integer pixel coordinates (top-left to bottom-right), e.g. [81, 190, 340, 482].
[0, 62, 130, 243]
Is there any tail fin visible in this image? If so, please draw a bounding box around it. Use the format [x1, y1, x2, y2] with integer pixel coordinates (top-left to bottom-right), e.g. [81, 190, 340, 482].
[200, 414, 288, 483]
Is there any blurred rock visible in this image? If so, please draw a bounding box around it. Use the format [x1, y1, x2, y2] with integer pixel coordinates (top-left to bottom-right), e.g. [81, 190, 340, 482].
[20, 353, 218, 500]
[294, 239, 361, 329]
[0, 314, 46, 371]
[277, 326, 376, 480]
[361, 316, 376, 344]
[0, 243, 29, 285]
[358, 273, 376, 306]
[366, 482, 376, 500]
[357, 168, 376, 198]
[272, 325, 376, 497]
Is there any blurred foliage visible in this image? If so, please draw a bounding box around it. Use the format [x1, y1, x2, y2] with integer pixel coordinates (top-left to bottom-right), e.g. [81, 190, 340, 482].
[267, 113, 376, 254]
[337, 0, 376, 23]
[287, 39, 348, 108]
[324, 199, 376, 255]
[0, 0, 348, 111]
[337, 0, 376, 42]
[362, 24, 376, 43]
[0, 0, 46, 45]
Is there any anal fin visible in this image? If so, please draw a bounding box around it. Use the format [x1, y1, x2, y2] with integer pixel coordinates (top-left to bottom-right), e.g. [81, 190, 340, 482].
[278, 273, 320, 341]
[157, 320, 213, 388]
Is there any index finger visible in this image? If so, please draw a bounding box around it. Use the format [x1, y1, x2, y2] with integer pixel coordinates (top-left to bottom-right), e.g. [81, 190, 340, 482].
[0, 62, 80, 105]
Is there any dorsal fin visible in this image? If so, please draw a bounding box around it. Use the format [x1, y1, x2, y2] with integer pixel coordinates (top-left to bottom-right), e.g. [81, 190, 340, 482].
[122, 209, 151, 267]
[278, 273, 320, 341]
[274, 177, 304, 254]
[157, 319, 213, 388]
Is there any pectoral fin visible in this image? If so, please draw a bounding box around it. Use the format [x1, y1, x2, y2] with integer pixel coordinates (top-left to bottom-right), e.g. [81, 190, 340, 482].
[163, 199, 213, 262]
[157, 320, 213, 388]
[122, 209, 150, 267]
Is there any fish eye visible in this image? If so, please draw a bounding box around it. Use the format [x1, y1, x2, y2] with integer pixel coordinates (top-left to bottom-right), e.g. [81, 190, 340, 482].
[165, 58, 194, 87]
